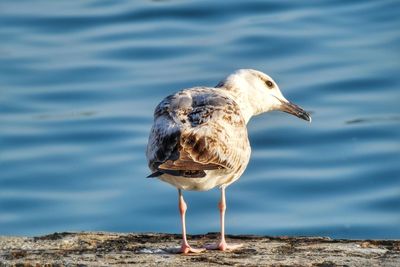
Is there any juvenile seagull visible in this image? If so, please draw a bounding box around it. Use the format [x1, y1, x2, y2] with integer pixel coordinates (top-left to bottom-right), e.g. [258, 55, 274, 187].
[146, 69, 311, 253]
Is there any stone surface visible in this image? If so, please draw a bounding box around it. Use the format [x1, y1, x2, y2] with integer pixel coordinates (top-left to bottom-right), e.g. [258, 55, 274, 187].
[0, 232, 399, 266]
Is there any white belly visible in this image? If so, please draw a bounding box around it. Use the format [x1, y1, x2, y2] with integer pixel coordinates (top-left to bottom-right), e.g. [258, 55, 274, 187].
[158, 169, 241, 191]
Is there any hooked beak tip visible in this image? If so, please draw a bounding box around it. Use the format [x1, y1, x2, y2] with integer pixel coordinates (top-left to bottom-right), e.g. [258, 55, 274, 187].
[302, 112, 312, 123]
[297, 111, 312, 123]
[307, 115, 312, 123]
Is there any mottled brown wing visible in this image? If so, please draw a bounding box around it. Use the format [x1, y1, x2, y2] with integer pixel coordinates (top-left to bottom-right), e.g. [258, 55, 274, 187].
[148, 89, 249, 177]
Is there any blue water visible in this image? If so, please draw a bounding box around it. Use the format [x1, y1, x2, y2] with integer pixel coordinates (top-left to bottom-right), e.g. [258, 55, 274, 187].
[1, 0, 399, 239]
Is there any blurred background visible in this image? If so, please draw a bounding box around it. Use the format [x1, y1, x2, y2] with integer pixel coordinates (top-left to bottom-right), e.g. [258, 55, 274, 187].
[0, 0, 399, 239]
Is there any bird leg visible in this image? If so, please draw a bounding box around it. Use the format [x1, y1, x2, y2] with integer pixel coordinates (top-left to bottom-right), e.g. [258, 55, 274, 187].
[178, 189, 205, 254]
[205, 186, 243, 251]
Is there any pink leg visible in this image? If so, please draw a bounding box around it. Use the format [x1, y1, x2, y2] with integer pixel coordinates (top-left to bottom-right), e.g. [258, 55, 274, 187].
[178, 189, 205, 254]
[205, 187, 243, 251]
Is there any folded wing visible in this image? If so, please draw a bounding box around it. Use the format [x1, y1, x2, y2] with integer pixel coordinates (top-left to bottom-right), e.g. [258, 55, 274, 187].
[146, 88, 249, 178]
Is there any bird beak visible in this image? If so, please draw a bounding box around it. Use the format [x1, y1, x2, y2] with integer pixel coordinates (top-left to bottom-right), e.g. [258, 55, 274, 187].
[278, 98, 312, 122]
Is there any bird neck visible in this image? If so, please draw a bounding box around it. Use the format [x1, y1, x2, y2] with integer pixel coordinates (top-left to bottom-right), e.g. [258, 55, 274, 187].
[220, 88, 254, 124]
[218, 78, 267, 124]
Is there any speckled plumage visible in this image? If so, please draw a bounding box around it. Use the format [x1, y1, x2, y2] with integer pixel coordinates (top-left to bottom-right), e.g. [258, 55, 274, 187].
[146, 87, 250, 191]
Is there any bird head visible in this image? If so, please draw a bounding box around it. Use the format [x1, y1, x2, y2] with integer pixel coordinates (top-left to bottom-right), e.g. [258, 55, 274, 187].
[219, 69, 311, 123]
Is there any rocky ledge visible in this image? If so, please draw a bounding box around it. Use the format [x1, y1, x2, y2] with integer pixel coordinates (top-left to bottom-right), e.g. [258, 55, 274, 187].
[0, 232, 399, 266]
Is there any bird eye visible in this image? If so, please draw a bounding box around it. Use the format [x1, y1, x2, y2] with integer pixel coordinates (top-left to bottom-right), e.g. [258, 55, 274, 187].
[265, 80, 274, 88]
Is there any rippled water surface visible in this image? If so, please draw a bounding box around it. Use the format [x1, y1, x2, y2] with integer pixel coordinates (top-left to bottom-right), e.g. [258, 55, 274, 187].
[1, 0, 399, 239]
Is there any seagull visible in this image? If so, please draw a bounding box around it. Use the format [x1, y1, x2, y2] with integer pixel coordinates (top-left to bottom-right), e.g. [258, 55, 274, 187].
[146, 69, 311, 253]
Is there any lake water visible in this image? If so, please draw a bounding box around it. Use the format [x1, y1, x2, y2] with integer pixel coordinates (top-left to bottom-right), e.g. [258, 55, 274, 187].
[1, 0, 399, 239]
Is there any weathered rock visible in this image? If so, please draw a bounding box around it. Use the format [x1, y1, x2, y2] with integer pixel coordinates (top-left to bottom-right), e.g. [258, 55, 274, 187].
[0, 232, 399, 266]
